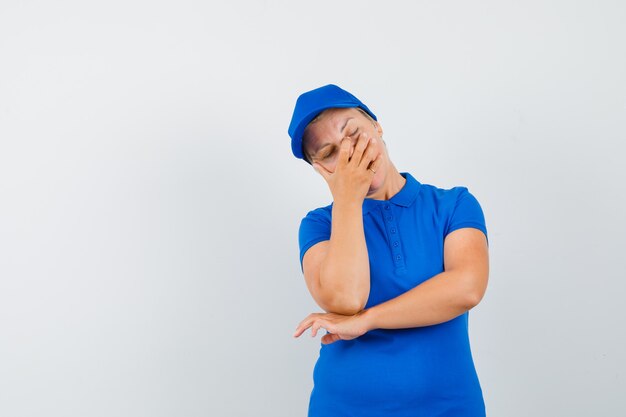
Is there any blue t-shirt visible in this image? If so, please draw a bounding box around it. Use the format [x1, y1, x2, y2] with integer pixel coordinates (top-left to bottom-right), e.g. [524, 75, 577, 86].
[298, 171, 489, 417]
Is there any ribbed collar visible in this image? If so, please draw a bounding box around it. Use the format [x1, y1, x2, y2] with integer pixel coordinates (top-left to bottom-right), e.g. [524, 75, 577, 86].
[359, 171, 421, 214]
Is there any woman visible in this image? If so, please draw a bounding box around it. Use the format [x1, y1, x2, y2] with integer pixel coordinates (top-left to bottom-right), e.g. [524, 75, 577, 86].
[288, 84, 490, 417]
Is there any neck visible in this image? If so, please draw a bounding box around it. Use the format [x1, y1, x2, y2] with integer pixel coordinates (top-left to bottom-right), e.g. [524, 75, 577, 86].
[367, 163, 406, 201]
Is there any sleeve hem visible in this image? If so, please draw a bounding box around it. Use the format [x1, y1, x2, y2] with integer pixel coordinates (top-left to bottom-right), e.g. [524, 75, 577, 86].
[445, 223, 489, 246]
[300, 237, 330, 273]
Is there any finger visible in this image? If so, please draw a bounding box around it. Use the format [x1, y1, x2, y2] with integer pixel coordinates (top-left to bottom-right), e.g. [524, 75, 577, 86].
[295, 314, 313, 330]
[348, 132, 371, 167]
[368, 151, 384, 172]
[312, 163, 330, 181]
[311, 320, 327, 338]
[358, 136, 379, 170]
[337, 137, 351, 167]
[322, 333, 341, 344]
[348, 133, 359, 159]
[295, 312, 321, 332]
[294, 312, 324, 337]
[293, 319, 314, 338]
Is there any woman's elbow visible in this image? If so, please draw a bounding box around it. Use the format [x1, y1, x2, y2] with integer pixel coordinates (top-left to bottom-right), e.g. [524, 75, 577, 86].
[324, 294, 366, 316]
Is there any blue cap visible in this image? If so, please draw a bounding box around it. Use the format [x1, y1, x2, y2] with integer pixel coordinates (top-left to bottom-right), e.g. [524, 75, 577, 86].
[288, 84, 377, 162]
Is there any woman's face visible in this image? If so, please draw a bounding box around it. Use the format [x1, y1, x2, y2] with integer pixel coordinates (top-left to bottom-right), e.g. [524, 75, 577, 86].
[302, 107, 387, 175]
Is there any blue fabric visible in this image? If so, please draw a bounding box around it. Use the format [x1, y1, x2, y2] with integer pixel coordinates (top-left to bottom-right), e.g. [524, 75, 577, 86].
[298, 172, 489, 417]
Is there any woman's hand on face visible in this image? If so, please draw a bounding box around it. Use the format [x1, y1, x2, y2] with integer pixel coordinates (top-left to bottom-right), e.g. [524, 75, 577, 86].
[312, 132, 383, 206]
[292, 310, 371, 345]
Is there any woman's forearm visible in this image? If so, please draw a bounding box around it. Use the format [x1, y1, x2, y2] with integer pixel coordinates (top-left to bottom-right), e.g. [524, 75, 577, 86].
[360, 269, 476, 330]
[319, 201, 370, 314]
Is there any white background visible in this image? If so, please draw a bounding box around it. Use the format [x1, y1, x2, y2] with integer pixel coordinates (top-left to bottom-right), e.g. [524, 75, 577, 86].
[1, 1, 625, 416]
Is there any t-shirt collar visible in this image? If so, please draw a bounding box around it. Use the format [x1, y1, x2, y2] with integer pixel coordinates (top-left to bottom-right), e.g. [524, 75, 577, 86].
[360, 171, 421, 214]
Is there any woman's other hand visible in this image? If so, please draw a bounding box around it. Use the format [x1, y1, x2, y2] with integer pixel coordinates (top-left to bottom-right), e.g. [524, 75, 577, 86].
[312, 133, 383, 206]
[292, 310, 372, 345]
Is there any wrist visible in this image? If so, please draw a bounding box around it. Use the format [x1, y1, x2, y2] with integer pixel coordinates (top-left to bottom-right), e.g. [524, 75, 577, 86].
[332, 199, 362, 212]
[359, 306, 379, 332]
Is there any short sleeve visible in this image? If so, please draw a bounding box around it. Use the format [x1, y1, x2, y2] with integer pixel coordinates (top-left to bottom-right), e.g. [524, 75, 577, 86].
[298, 208, 332, 273]
[444, 187, 489, 246]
